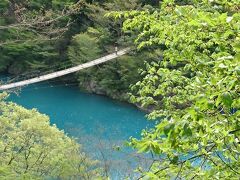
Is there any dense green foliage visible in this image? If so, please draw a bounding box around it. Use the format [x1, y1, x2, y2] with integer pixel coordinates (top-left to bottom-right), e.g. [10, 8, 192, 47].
[111, 0, 240, 179]
[0, 93, 102, 179]
[0, 0, 75, 71]
[68, 33, 101, 64]
[66, 0, 155, 99]
[0, 1, 161, 179]
[0, 0, 159, 99]
[2, 0, 239, 179]
[67, 30, 158, 99]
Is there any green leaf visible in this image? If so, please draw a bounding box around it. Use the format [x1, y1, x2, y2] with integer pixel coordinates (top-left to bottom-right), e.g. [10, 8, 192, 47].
[164, 123, 175, 136]
[170, 156, 179, 164]
[221, 92, 233, 108]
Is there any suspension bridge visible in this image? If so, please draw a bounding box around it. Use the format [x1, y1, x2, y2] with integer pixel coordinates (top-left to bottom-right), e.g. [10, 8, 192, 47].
[0, 48, 130, 91]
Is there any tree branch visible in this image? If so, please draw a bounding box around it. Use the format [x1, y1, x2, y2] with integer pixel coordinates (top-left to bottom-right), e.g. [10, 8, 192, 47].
[216, 152, 240, 175]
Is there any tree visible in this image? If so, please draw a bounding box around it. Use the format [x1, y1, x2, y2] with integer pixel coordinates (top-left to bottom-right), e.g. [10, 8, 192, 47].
[66, 0, 160, 100]
[0, 0, 84, 74]
[0, 93, 102, 179]
[68, 33, 102, 64]
[111, 0, 240, 179]
[0, 0, 77, 44]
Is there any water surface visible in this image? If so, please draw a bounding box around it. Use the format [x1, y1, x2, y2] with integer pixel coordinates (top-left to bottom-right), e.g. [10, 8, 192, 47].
[7, 81, 152, 178]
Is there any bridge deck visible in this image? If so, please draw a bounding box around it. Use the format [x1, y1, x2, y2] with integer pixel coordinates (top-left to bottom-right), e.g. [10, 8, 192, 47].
[0, 48, 130, 91]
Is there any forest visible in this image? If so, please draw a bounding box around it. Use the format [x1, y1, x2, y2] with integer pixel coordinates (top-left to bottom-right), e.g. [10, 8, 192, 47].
[0, 0, 239, 179]
[0, 0, 160, 100]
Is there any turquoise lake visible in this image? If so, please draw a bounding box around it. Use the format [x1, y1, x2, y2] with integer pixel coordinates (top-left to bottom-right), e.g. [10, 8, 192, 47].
[6, 81, 152, 178]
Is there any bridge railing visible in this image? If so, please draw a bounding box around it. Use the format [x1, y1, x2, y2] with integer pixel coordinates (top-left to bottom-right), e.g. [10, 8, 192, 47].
[0, 48, 130, 91]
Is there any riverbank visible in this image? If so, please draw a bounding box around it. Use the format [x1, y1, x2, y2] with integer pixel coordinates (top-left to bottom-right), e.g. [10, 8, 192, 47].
[75, 77, 153, 113]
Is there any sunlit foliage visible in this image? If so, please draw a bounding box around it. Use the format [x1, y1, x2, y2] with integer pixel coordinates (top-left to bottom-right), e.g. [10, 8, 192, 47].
[0, 93, 102, 179]
[111, 0, 240, 179]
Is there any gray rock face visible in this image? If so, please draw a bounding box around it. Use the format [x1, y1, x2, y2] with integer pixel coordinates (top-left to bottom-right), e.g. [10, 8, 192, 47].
[80, 80, 106, 95]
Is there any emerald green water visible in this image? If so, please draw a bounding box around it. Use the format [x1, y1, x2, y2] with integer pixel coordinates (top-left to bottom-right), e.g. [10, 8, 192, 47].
[7, 81, 152, 178]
